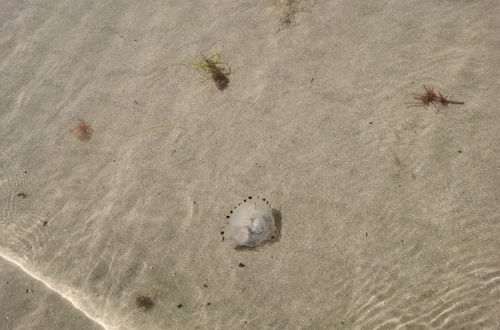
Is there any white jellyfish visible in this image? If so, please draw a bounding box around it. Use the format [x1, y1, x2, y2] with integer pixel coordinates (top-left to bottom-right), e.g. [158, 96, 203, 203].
[225, 196, 276, 248]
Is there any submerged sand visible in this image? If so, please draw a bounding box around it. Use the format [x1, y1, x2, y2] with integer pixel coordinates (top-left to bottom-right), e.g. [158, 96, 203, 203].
[1, 0, 499, 329]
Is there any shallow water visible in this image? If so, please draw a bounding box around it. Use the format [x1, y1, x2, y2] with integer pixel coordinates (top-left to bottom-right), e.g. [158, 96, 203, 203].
[1, 0, 499, 329]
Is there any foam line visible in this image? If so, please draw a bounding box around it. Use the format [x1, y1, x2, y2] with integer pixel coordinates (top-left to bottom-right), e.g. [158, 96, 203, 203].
[0, 253, 108, 330]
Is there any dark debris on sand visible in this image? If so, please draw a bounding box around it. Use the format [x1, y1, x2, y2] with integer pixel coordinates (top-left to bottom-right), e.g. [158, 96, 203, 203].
[136, 295, 154, 311]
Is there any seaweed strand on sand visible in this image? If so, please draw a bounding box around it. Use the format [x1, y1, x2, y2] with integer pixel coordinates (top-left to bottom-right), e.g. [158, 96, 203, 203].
[408, 85, 464, 111]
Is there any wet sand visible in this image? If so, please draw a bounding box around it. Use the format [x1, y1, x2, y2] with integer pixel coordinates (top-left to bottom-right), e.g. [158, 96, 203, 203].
[1, 0, 499, 329]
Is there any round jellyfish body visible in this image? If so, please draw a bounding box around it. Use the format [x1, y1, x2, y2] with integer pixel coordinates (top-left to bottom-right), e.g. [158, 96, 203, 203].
[227, 197, 275, 247]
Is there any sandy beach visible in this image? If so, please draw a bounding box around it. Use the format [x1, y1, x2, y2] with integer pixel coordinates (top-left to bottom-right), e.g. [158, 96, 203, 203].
[1, 0, 499, 329]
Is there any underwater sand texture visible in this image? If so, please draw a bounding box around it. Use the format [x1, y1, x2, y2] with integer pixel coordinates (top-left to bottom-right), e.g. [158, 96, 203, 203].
[1, 0, 499, 329]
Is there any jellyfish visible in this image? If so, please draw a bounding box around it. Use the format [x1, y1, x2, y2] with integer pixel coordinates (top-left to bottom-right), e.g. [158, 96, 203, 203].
[225, 196, 276, 248]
